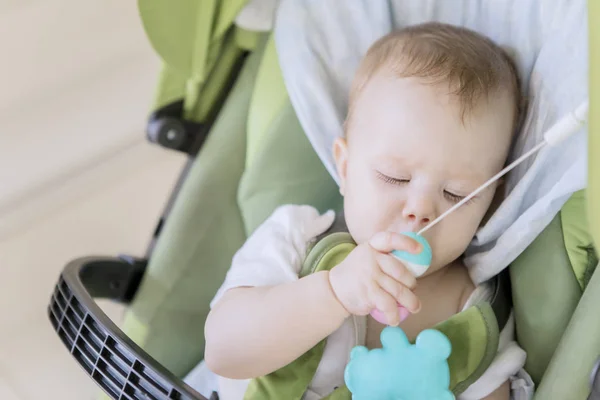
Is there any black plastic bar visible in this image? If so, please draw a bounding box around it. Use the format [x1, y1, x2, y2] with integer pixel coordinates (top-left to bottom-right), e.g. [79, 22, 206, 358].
[48, 256, 208, 400]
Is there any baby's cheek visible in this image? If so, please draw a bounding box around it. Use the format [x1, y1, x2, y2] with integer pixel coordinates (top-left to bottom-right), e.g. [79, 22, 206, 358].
[437, 225, 475, 265]
[346, 188, 387, 242]
[344, 199, 372, 244]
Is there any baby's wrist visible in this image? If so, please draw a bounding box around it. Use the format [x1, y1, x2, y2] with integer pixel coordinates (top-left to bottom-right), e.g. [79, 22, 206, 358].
[322, 270, 351, 319]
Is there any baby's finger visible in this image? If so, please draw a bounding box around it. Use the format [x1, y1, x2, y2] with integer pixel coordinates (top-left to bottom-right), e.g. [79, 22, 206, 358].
[371, 288, 401, 326]
[377, 274, 421, 314]
[376, 253, 417, 290]
[369, 231, 421, 254]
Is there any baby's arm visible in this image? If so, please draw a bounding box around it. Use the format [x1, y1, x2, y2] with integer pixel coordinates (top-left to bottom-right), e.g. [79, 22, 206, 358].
[203, 205, 346, 379]
[203, 205, 420, 380]
[204, 270, 348, 379]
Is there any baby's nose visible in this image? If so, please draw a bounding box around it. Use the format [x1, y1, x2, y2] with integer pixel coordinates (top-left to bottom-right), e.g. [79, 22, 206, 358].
[406, 213, 430, 225]
[402, 199, 436, 229]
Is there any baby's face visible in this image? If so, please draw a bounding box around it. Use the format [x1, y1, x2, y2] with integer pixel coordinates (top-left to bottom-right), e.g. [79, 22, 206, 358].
[334, 73, 515, 273]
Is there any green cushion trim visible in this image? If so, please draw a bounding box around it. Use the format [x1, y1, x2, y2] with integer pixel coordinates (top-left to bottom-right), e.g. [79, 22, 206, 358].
[243, 340, 327, 400]
[212, 0, 251, 42]
[151, 64, 188, 111]
[237, 32, 341, 236]
[511, 211, 582, 385]
[532, 261, 600, 400]
[237, 103, 342, 236]
[150, 33, 247, 123]
[300, 232, 355, 278]
[590, 0, 600, 249]
[245, 34, 290, 168]
[139, 0, 214, 78]
[185, 30, 246, 122]
[322, 386, 352, 399]
[118, 42, 264, 379]
[437, 304, 499, 395]
[561, 190, 598, 290]
[582, 245, 599, 290]
[140, 0, 251, 122]
[235, 27, 264, 51]
[138, 0, 247, 77]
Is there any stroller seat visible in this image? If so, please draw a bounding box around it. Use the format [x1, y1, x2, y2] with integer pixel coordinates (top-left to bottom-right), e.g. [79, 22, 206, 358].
[47, 0, 600, 399]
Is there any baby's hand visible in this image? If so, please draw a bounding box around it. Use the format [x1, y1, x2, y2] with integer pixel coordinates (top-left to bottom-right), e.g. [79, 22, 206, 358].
[328, 232, 422, 326]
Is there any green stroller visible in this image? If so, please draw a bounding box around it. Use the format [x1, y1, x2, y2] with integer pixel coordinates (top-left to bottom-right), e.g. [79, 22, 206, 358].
[47, 0, 600, 399]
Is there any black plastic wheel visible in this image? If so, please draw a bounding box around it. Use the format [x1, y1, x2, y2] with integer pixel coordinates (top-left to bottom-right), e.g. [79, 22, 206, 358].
[146, 117, 188, 150]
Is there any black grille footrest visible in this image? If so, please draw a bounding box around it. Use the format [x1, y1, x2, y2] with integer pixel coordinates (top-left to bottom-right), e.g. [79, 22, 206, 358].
[48, 257, 207, 400]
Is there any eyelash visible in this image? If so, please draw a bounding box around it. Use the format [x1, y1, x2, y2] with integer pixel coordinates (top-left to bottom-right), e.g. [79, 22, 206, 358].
[443, 191, 466, 204]
[376, 172, 409, 185]
[376, 172, 472, 204]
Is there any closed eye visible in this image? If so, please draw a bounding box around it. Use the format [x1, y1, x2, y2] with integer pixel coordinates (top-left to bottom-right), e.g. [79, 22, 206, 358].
[376, 171, 409, 185]
[444, 190, 469, 204]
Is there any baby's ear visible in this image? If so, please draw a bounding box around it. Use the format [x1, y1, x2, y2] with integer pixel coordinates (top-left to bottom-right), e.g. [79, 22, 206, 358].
[333, 137, 349, 195]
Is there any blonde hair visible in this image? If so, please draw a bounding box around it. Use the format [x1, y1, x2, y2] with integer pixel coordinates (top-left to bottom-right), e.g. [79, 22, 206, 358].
[347, 22, 523, 132]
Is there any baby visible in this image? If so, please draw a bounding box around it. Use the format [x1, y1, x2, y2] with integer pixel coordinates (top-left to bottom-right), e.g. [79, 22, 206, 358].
[199, 22, 528, 399]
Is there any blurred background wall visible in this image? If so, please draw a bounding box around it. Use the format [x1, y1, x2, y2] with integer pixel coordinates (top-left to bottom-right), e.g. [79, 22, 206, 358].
[0, 1, 186, 398]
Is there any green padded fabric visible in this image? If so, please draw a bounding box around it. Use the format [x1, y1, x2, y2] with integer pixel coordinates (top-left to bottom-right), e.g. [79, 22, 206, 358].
[531, 191, 599, 400]
[237, 35, 342, 235]
[591, 0, 600, 248]
[138, 0, 247, 79]
[561, 190, 598, 289]
[510, 204, 583, 385]
[140, 0, 250, 121]
[237, 97, 342, 235]
[300, 232, 357, 278]
[244, 339, 327, 400]
[532, 262, 600, 400]
[152, 65, 188, 112]
[119, 44, 263, 378]
[187, 29, 246, 122]
[235, 27, 264, 51]
[443, 304, 499, 395]
[245, 35, 290, 169]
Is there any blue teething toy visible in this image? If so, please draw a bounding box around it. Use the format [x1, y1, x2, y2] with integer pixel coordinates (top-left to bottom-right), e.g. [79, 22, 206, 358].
[344, 326, 454, 400]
